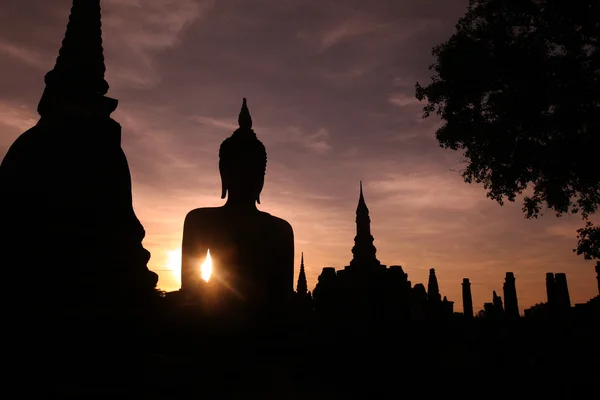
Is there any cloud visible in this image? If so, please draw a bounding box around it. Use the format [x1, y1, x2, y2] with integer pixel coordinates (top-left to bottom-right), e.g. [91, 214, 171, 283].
[246, 124, 334, 157]
[389, 93, 421, 107]
[281, 126, 331, 154]
[102, 0, 213, 89]
[316, 64, 379, 88]
[0, 102, 38, 132]
[310, 18, 390, 52]
[0, 101, 38, 157]
[0, 40, 46, 69]
[368, 172, 483, 211]
[190, 116, 239, 131]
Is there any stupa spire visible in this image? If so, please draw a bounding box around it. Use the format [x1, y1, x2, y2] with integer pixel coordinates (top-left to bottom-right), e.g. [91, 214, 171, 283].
[357, 180, 367, 212]
[355, 181, 371, 234]
[296, 252, 308, 295]
[238, 98, 253, 130]
[38, 0, 114, 116]
[427, 268, 441, 302]
[349, 181, 381, 269]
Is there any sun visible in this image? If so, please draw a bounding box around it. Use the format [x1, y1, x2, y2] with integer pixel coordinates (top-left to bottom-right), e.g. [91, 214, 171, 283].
[200, 249, 213, 282]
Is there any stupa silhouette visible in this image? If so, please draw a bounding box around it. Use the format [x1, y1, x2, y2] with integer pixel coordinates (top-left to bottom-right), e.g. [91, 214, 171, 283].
[0, 0, 157, 308]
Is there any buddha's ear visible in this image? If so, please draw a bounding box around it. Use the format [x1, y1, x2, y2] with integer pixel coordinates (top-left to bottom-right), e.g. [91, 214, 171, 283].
[256, 176, 264, 204]
[221, 180, 227, 199]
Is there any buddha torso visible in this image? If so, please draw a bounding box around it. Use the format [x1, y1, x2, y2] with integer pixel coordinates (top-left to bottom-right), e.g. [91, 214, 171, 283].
[181, 205, 294, 311]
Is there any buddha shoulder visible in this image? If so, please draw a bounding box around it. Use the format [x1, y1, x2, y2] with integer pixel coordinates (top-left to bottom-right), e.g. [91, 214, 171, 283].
[259, 211, 294, 236]
[184, 207, 223, 225]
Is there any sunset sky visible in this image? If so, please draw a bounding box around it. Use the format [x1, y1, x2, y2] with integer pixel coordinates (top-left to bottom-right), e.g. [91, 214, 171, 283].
[1, 0, 598, 313]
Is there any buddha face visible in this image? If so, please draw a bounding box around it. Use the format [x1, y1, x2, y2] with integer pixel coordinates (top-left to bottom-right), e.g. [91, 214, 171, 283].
[221, 163, 265, 204]
[219, 134, 267, 204]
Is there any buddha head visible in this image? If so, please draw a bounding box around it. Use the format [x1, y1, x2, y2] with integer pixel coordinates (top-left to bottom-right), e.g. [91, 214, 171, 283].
[219, 98, 267, 204]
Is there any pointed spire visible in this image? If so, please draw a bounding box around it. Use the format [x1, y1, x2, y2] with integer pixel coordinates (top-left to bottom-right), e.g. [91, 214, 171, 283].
[349, 179, 380, 268]
[44, 0, 109, 96]
[296, 252, 308, 295]
[238, 98, 253, 130]
[38, 0, 116, 116]
[359, 180, 364, 200]
[357, 180, 368, 213]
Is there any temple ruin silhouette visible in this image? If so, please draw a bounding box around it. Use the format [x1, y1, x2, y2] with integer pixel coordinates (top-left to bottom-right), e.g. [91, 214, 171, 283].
[310, 182, 455, 320]
[297, 183, 600, 321]
[0, 0, 157, 308]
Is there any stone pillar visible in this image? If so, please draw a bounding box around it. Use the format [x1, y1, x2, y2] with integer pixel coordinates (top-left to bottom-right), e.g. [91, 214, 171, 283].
[554, 273, 571, 312]
[462, 278, 474, 318]
[503, 272, 520, 318]
[427, 268, 441, 302]
[546, 273, 556, 311]
[492, 290, 503, 312]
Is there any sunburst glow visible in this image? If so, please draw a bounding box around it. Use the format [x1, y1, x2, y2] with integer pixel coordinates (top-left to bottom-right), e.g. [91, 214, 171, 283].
[200, 249, 213, 282]
[165, 248, 182, 282]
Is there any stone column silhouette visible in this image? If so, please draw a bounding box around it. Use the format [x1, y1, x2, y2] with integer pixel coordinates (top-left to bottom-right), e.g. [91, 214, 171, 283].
[503, 272, 520, 318]
[462, 278, 474, 318]
[546, 273, 556, 314]
[596, 261, 600, 296]
[426, 268, 442, 319]
[492, 291, 503, 312]
[554, 273, 571, 313]
[427, 268, 441, 303]
[0, 0, 157, 308]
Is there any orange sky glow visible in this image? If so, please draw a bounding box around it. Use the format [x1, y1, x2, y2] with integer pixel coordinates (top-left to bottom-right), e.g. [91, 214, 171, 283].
[1, 0, 598, 313]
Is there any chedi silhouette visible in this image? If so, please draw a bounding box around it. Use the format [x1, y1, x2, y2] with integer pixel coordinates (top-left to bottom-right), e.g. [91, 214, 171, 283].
[0, 0, 157, 308]
[180, 99, 294, 315]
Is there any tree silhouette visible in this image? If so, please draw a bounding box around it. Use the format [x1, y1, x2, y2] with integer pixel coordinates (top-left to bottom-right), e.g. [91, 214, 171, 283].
[575, 222, 600, 260]
[415, 0, 600, 259]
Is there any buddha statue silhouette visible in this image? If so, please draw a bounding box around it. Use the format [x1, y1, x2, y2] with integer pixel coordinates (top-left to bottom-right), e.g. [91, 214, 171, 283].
[181, 99, 294, 315]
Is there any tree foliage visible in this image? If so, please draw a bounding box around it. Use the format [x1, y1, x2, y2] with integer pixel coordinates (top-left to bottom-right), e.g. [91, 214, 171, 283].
[416, 0, 600, 259]
[575, 222, 600, 260]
